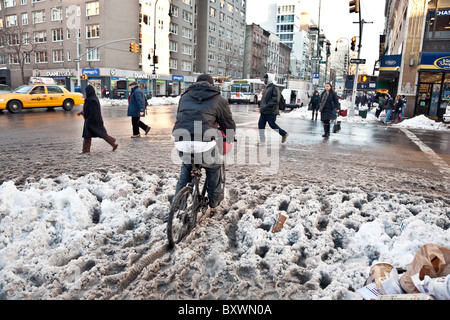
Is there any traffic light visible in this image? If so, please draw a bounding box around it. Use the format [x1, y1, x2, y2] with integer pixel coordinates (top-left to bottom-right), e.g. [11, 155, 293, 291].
[351, 37, 356, 51]
[129, 42, 139, 53]
[349, 0, 359, 13]
[153, 55, 158, 64]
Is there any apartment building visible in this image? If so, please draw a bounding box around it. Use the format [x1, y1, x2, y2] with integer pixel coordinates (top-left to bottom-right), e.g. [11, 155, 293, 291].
[0, 0, 248, 96]
[0, 0, 140, 95]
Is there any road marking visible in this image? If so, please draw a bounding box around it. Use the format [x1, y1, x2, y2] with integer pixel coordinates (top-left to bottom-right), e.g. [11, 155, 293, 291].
[401, 128, 450, 177]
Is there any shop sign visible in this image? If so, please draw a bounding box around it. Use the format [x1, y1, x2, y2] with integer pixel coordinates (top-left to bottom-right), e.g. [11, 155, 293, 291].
[134, 72, 159, 79]
[435, 57, 450, 70]
[419, 52, 450, 71]
[46, 70, 73, 77]
[82, 68, 100, 76]
[172, 75, 184, 81]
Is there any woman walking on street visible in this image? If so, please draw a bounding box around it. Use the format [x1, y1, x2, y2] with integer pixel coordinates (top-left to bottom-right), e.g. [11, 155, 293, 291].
[78, 85, 118, 154]
[310, 90, 320, 120]
[318, 83, 339, 138]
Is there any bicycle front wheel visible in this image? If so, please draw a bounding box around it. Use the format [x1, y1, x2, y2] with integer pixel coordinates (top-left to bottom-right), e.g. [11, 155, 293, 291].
[167, 186, 197, 248]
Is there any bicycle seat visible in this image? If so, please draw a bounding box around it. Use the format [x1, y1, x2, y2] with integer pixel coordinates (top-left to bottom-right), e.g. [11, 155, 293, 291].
[175, 140, 217, 154]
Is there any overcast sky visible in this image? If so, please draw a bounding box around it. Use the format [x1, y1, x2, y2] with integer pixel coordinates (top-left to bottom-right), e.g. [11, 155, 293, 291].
[246, 0, 387, 74]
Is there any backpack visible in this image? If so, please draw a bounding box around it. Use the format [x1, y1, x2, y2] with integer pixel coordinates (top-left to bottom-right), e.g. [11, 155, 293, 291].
[275, 87, 286, 111]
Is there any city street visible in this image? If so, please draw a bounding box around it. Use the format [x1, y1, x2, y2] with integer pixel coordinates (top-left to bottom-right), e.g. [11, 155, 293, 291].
[0, 103, 449, 192]
[0, 103, 449, 301]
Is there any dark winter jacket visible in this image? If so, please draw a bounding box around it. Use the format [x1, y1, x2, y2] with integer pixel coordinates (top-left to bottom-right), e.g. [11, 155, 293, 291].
[82, 85, 107, 139]
[384, 97, 394, 110]
[127, 86, 146, 117]
[172, 81, 236, 142]
[259, 74, 279, 115]
[319, 90, 339, 122]
[310, 93, 320, 110]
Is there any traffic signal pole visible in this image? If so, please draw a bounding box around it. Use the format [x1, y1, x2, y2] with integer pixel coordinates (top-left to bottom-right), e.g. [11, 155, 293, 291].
[350, 8, 361, 117]
[76, 37, 136, 88]
[349, 0, 372, 117]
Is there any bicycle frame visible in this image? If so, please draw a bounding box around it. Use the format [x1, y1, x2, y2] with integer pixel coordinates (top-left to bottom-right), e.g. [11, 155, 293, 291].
[189, 164, 210, 217]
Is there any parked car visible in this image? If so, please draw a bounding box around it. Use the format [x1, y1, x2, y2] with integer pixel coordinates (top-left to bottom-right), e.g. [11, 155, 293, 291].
[0, 84, 12, 93]
[0, 84, 84, 114]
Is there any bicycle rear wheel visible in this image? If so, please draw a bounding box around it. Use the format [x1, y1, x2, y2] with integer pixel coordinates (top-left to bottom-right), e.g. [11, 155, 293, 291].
[167, 186, 197, 248]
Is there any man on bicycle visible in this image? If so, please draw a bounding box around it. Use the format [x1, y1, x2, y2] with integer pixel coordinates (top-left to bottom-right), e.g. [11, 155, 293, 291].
[172, 74, 236, 210]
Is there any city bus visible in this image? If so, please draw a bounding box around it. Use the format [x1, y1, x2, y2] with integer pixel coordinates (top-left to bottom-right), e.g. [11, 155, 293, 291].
[229, 79, 265, 104]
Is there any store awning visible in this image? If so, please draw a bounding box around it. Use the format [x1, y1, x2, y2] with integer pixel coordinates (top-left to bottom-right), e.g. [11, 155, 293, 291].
[379, 55, 402, 73]
[418, 52, 450, 72]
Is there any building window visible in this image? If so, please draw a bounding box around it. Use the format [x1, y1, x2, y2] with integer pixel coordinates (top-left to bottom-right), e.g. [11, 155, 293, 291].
[32, 10, 46, 24]
[87, 47, 100, 61]
[53, 50, 64, 63]
[6, 15, 18, 27]
[86, 24, 100, 39]
[52, 29, 63, 42]
[51, 7, 63, 22]
[170, 23, 178, 35]
[169, 40, 178, 52]
[181, 60, 191, 71]
[182, 27, 192, 39]
[182, 44, 192, 55]
[170, 5, 179, 18]
[21, 13, 28, 25]
[182, 10, 192, 23]
[86, 1, 100, 16]
[35, 51, 48, 63]
[5, 0, 17, 8]
[33, 31, 47, 43]
[9, 54, 20, 64]
[170, 58, 178, 69]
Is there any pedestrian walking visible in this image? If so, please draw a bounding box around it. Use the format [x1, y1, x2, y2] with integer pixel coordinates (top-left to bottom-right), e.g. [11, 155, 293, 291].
[77, 85, 118, 154]
[401, 95, 407, 119]
[383, 94, 394, 124]
[375, 92, 385, 118]
[257, 73, 289, 145]
[127, 82, 151, 138]
[393, 95, 403, 123]
[318, 83, 339, 138]
[172, 74, 236, 211]
[309, 90, 320, 121]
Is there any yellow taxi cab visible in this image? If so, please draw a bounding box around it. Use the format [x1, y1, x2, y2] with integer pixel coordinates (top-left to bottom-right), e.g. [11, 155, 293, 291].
[0, 84, 84, 114]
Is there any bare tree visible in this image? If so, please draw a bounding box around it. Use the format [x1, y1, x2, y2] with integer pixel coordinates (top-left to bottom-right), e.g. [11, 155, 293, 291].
[0, 24, 37, 85]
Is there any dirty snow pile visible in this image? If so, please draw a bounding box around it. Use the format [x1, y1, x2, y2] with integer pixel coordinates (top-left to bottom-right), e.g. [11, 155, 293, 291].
[100, 96, 180, 108]
[0, 168, 448, 300]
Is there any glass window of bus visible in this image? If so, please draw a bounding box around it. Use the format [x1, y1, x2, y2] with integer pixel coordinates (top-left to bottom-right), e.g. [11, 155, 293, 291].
[231, 84, 240, 92]
[241, 84, 250, 93]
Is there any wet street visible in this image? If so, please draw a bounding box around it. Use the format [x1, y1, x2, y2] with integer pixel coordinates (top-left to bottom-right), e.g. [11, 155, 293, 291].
[1, 102, 449, 301]
[0, 105, 450, 199]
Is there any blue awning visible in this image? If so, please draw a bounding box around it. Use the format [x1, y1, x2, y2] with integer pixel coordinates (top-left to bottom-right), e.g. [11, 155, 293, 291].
[379, 55, 402, 73]
[418, 52, 450, 71]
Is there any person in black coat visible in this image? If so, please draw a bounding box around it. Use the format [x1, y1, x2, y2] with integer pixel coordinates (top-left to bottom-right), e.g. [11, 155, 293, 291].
[318, 83, 339, 138]
[172, 74, 236, 210]
[77, 85, 118, 153]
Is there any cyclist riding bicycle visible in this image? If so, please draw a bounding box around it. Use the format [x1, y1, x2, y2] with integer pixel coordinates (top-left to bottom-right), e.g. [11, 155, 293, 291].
[172, 74, 236, 211]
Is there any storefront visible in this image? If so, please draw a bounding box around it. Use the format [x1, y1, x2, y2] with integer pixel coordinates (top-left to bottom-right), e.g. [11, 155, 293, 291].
[377, 54, 402, 96]
[416, 52, 450, 120]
